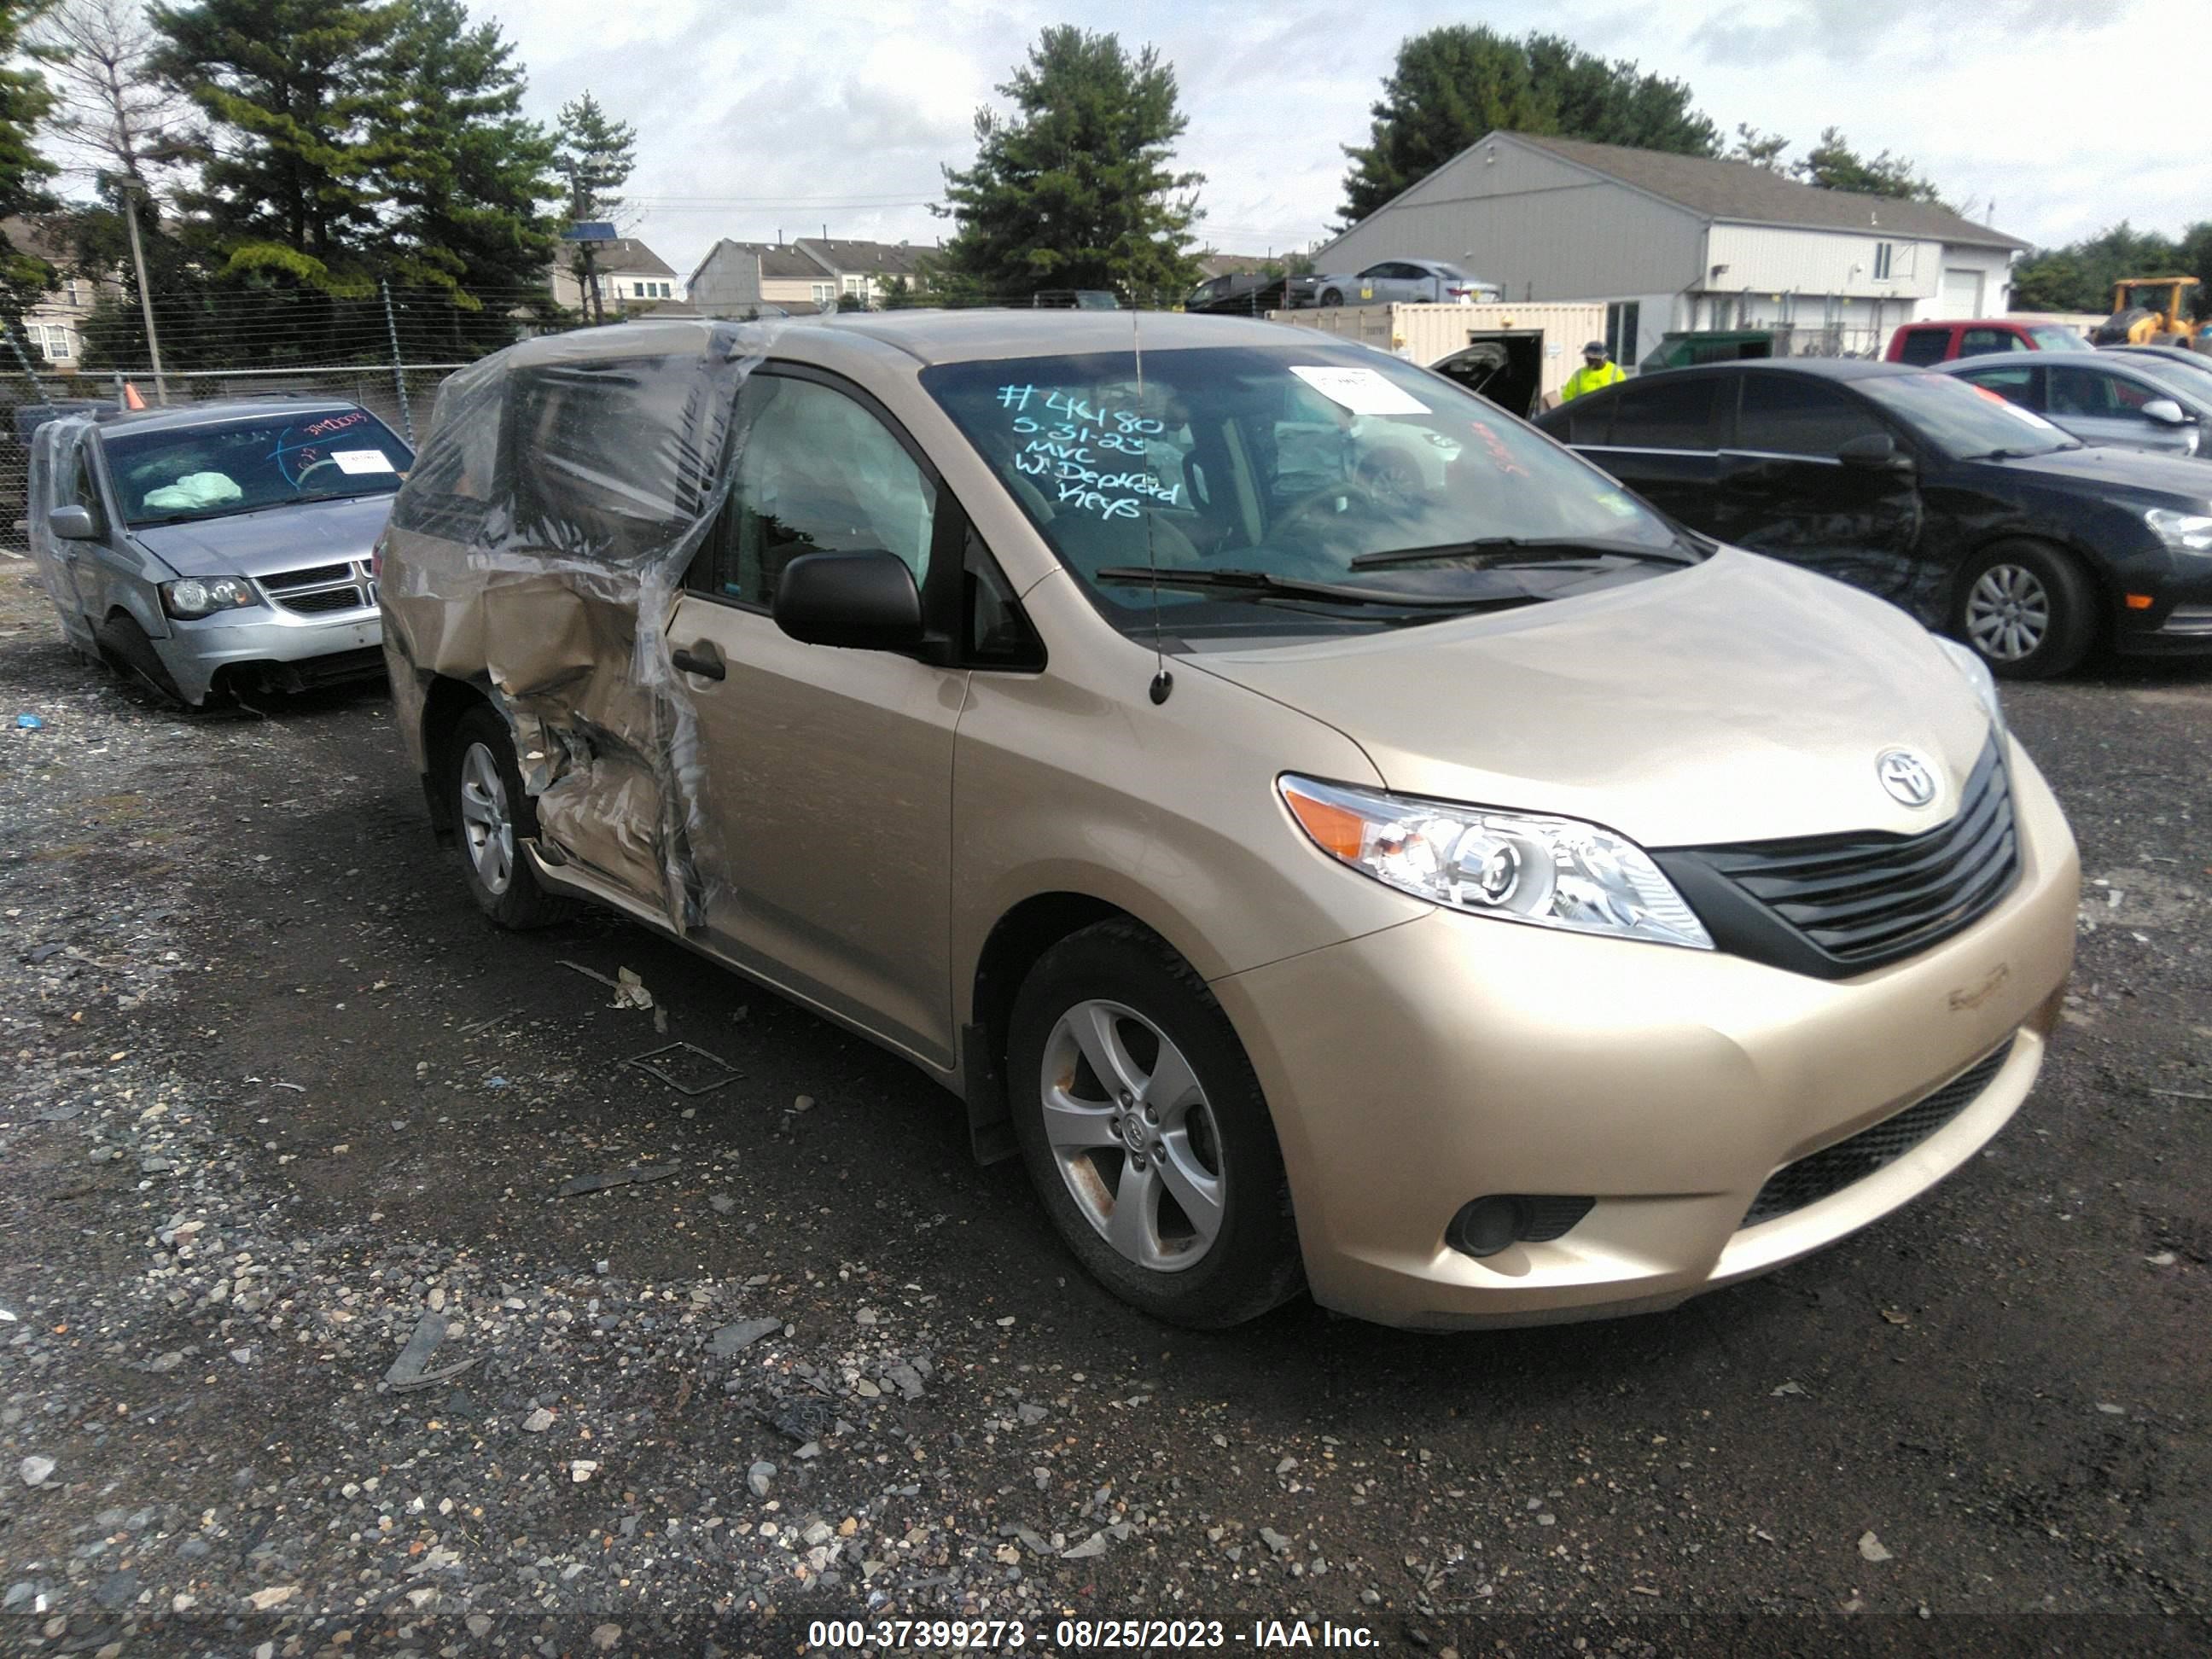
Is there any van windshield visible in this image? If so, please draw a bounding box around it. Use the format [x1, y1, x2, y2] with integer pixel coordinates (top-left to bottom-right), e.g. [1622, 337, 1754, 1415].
[104, 408, 413, 527]
[922, 345, 1695, 637]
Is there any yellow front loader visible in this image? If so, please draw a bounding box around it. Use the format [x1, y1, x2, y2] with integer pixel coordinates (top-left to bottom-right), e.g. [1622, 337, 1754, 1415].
[2090, 276, 2203, 347]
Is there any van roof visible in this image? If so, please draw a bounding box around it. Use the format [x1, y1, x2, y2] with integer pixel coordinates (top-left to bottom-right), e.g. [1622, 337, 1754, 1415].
[492, 310, 1336, 373]
[100, 397, 367, 437]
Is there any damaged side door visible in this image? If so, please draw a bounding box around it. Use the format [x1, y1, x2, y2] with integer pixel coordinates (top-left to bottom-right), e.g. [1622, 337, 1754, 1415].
[669, 368, 968, 1069]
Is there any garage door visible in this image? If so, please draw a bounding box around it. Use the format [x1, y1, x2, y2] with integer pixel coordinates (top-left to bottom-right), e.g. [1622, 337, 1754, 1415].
[1941, 267, 1985, 316]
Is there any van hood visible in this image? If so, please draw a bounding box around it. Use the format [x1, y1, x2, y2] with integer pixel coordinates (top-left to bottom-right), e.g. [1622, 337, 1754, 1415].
[1186, 548, 1998, 849]
[127, 493, 396, 579]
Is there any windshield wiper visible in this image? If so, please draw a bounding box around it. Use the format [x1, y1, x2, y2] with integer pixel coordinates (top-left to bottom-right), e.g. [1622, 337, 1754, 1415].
[1348, 535, 1696, 572]
[1091, 565, 1535, 610]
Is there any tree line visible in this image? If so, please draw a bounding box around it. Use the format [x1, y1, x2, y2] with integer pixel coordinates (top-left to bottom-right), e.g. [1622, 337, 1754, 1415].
[0, 0, 636, 370]
[1, 6, 2166, 374]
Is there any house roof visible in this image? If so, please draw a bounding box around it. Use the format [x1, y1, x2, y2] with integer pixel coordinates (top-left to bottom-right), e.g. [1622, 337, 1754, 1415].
[795, 237, 932, 278]
[688, 239, 833, 285]
[570, 237, 676, 276]
[1505, 134, 2027, 251]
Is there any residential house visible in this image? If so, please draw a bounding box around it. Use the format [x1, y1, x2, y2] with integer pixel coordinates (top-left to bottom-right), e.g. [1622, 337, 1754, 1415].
[1312, 132, 2029, 364]
[688, 236, 938, 317]
[687, 240, 839, 317]
[550, 237, 690, 317]
[3, 217, 120, 370]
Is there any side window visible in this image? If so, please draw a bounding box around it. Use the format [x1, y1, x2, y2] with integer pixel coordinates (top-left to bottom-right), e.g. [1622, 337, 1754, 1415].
[1609, 376, 1722, 451]
[1735, 375, 1889, 458]
[1958, 328, 2010, 358]
[64, 440, 104, 529]
[963, 525, 1044, 669]
[1562, 393, 1615, 445]
[1960, 365, 2040, 410]
[2045, 365, 2118, 418]
[1895, 329, 1949, 367]
[696, 375, 939, 608]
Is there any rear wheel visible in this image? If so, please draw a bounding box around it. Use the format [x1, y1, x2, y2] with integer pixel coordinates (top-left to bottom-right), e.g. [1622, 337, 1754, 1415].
[1318, 288, 1343, 307]
[1007, 921, 1302, 1328]
[1954, 539, 2097, 679]
[445, 703, 572, 928]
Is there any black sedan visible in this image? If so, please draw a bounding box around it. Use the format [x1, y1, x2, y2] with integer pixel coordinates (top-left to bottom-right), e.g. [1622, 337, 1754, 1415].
[1532, 358, 2212, 677]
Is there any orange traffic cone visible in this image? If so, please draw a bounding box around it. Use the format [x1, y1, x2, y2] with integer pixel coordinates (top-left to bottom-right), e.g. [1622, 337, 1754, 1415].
[122, 381, 146, 410]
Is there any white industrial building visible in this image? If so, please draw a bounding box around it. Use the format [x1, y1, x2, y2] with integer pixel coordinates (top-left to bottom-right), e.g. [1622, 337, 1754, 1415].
[1314, 132, 2029, 365]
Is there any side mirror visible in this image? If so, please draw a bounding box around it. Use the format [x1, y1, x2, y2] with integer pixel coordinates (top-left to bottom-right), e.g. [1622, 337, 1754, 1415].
[1837, 432, 1912, 470]
[772, 549, 924, 652]
[2140, 397, 2188, 427]
[46, 504, 97, 539]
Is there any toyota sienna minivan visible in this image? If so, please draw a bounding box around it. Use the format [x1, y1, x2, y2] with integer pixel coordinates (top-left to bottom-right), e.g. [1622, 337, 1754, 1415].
[380, 313, 2079, 1330]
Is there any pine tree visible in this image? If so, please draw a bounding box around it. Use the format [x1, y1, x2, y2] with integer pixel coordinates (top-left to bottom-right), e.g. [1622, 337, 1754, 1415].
[380, 0, 559, 348]
[0, 0, 61, 336]
[552, 90, 634, 323]
[148, 0, 399, 293]
[937, 26, 1202, 303]
[1791, 127, 1946, 206]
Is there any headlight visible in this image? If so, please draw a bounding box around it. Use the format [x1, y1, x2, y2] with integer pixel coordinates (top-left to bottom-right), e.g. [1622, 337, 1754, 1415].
[1936, 636, 2005, 731]
[2145, 507, 2212, 551]
[160, 575, 259, 619]
[1278, 775, 1712, 950]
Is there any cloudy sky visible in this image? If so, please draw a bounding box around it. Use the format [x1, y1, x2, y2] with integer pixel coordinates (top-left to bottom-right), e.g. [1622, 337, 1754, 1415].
[482, 0, 2192, 278]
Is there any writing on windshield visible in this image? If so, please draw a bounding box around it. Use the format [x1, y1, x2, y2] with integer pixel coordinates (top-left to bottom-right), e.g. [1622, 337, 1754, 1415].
[997, 383, 1177, 521]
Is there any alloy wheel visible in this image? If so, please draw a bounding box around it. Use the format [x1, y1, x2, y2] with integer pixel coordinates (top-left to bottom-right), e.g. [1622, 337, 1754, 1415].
[1965, 563, 2051, 662]
[457, 741, 515, 895]
[1038, 999, 1225, 1273]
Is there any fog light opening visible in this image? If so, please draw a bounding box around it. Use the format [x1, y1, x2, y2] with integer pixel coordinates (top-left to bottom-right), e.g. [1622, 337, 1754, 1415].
[1447, 1194, 1597, 1260]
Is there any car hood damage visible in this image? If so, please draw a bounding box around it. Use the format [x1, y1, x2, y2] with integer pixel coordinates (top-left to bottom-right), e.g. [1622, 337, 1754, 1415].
[379, 319, 777, 933]
[1188, 548, 1997, 848]
[130, 494, 395, 578]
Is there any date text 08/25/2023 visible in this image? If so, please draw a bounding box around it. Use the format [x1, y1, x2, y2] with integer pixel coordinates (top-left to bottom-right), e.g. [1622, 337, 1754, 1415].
[805, 1615, 1381, 1650]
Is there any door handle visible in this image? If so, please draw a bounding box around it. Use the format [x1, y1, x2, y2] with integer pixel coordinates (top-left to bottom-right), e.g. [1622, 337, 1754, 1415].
[671, 641, 725, 681]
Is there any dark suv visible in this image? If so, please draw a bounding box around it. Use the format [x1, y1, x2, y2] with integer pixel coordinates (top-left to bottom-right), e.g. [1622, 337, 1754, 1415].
[1532, 359, 2212, 677]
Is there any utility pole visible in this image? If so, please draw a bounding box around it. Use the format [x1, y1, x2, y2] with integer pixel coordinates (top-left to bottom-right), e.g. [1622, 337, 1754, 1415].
[119, 181, 167, 405]
[381, 280, 414, 444]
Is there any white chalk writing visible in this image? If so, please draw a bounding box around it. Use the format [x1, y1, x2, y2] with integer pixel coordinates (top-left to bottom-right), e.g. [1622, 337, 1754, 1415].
[997, 386, 1174, 521]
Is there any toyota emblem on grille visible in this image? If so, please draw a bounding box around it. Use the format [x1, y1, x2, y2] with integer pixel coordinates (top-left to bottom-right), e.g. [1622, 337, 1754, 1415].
[1877, 748, 1939, 808]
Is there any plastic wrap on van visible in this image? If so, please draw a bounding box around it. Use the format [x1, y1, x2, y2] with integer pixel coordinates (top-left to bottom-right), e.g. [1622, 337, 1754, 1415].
[25, 414, 96, 647]
[379, 319, 777, 932]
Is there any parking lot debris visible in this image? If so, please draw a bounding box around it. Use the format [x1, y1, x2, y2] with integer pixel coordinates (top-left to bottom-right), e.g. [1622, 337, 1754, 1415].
[1259, 1527, 1292, 1555]
[747, 1460, 777, 1499]
[555, 1162, 682, 1197]
[708, 1317, 783, 1357]
[1062, 1530, 1109, 1559]
[25, 942, 62, 963]
[1771, 1380, 1809, 1397]
[1858, 1531, 1895, 1563]
[614, 967, 653, 1010]
[709, 1192, 736, 1214]
[15, 713, 40, 729]
[626, 1040, 742, 1097]
[384, 1309, 480, 1393]
[522, 1407, 556, 1432]
[19, 1455, 55, 1487]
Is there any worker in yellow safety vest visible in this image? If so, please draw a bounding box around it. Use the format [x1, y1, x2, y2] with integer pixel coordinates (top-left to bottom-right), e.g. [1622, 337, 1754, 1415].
[1560, 340, 1626, 402]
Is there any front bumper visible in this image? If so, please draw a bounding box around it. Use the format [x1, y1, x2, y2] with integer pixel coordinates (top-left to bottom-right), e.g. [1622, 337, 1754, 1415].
[1210, 737, 2079, 1330]
[154, 605, 383, 702]
[2113, 557, 2212, 656]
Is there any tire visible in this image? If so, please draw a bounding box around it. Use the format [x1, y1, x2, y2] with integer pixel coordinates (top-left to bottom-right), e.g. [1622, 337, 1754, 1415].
[1318, 288, 1342, 307]
[444, 703, 573, 928]
[1953, 539, 2098, 680]
[1006, 920, 1303, 1328]
[96, 611, 185, 702]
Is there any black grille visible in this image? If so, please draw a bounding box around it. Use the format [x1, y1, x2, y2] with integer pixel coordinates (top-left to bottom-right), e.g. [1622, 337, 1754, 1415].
[276, 587, 367, 614]
[1654, 738, 2018, 978]
[1741, 1036, 2015, 1228]
[263, 562, 352, 591]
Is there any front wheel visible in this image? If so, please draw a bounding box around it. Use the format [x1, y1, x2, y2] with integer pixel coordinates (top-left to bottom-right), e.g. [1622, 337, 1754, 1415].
[445, 704, 573, 928]
[1318, 288, 1343, 307]
[1954, 539, 2097, 679]
[1007, 921, 1302, 1328]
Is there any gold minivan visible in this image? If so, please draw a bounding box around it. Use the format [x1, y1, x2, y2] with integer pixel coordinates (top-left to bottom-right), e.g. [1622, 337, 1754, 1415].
[379, 313, 2078, 1330]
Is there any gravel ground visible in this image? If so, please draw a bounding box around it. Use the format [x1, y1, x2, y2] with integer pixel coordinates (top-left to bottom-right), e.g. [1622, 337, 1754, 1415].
[1, 555, 2207, 1659]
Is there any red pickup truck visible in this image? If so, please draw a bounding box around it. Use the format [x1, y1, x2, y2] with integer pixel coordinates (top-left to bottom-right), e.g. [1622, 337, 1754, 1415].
[1885, 318, 2093, 364]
